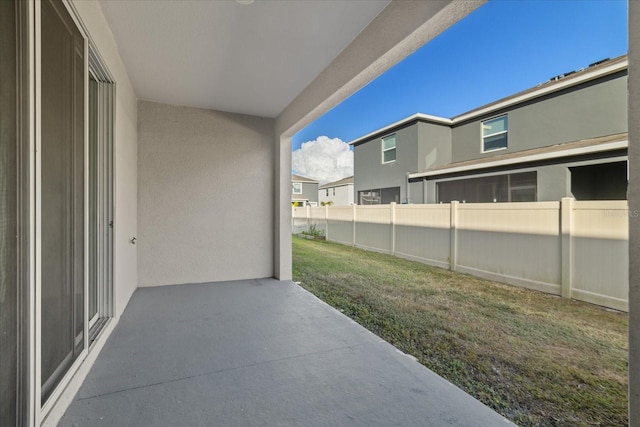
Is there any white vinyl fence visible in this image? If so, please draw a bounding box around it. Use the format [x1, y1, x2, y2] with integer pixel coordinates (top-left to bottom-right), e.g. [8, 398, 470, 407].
[292, 199, 629, 312]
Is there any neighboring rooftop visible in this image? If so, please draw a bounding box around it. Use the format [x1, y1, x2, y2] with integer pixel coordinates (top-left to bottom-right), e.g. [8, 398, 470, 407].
[292, 174, 319, 183]
[349, 54, 628, 147]
[319, 176, 354, 189]
[452, 54, 627, 122]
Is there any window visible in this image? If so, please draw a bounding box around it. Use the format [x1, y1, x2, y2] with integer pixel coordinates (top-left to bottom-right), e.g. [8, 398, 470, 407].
[382, 135, 396, 163]
[333, 188, 336, 196]
[325, 189, 329, 196]
[292, 182, 302, 194]
[482, 115, 508, 152]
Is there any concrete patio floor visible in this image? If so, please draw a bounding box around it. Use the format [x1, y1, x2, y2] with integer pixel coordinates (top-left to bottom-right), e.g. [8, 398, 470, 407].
[59, 279, 513, 426]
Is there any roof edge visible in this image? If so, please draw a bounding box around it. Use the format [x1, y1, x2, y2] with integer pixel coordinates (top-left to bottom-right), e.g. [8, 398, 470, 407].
[291, 174, 319, 183]
[409, 137, 628, 180]
[348, 113, 451, 146]
[348, 55, 627, 147]
[452, 55, 628, 123]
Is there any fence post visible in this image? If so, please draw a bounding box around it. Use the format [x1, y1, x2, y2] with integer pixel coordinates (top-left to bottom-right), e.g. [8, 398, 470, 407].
[325, 205, 329, 241]
[561, 197, 574, 298]
[390, 202, 396, 255]
[450, 201, 458, 271]
[306, 204, 311, 231]
[352, 204, 357, 247]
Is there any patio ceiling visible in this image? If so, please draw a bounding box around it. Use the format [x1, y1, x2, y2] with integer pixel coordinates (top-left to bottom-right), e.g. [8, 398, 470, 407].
[99, 0, 390, 118]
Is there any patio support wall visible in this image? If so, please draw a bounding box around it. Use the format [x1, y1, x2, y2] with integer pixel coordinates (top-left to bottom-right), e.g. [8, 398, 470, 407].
[137, 101, 275, 287]
[274, 135, 293, 280]
[628, 0, 639, 423]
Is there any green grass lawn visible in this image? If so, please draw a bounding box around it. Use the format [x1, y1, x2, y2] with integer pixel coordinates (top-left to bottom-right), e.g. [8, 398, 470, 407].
[292, 236, 628, 426]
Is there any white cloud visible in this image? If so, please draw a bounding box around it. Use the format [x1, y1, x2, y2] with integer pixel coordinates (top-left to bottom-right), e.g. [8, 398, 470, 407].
[292, 136, 353, 184]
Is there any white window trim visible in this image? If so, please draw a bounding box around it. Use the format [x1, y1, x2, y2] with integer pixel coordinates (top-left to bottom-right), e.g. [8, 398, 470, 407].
[481, 115, 508, 153]
[292, 182, 302, 194]
[381, 134, 396, 164]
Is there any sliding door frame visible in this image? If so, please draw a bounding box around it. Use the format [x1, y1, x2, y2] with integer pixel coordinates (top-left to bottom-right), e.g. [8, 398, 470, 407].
[88, 69, 115, 332]
[34, 0, 89, 421]
[31, 1, 115, 424]
[20, 0, 34, 424]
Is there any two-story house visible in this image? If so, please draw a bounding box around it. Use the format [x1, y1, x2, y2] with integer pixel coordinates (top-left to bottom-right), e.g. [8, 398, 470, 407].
[351, 55, 628, 204]
[318, 176, 354, 206]
[292, 174, 319, 206]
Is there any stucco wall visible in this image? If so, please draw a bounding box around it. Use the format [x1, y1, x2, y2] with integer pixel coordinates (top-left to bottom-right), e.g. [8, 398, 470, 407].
[452, 73, 628, 163]
[417, 121, 452, 171]
[138, 101, 274, 287]
[73, 0, 138, 317]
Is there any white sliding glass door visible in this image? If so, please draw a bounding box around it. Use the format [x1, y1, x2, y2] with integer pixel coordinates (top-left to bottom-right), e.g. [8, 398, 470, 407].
[39, 0, 86, 402]
[0, 1, 117, 422]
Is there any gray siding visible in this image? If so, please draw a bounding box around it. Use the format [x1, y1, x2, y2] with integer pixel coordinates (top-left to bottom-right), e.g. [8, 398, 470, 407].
[408, 180, 425, 204]
[452, 73, 628, 163]
[301, 182, 318, 204]
[354, 71, 627, 205]
[354, 124, 419, 203]
[417, 121, 452, 171]
[355, 121, 451, 204]
[537, 164, 571, 201]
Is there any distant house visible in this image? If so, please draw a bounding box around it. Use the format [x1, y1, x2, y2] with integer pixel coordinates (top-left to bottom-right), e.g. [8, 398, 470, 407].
[292, 174, 319, 206]
[318, 176, 354, 206]
[351, 55, 628, 204]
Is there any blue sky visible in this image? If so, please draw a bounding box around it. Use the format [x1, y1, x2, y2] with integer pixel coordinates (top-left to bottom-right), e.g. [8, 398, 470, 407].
[292, 0, 627, 152]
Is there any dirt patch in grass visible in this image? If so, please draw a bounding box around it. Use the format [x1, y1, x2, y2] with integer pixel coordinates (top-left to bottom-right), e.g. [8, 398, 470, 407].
[292, 237, 628, 426]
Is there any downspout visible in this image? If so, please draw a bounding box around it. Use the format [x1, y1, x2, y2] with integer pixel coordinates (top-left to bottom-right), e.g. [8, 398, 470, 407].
[423, 178, 427, 204]
[406, 172, 411, 204]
